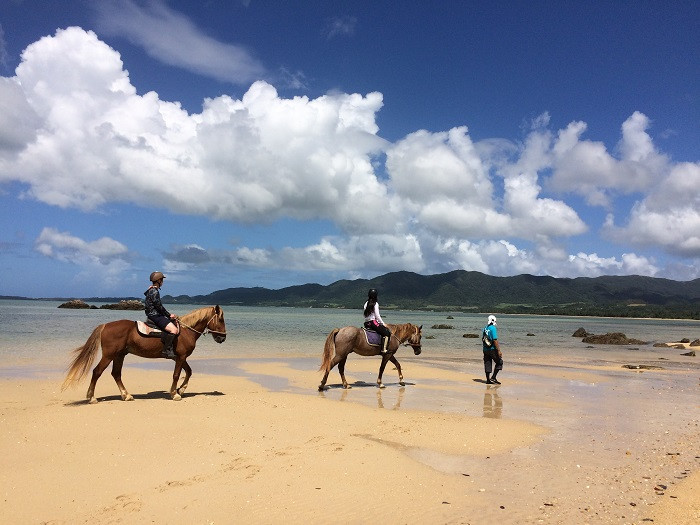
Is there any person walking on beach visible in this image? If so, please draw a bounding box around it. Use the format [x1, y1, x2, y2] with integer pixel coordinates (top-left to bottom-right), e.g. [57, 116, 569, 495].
[363, 288, 391, 354]
[145, 271, 179, 359]
[482, 314, 503, 384]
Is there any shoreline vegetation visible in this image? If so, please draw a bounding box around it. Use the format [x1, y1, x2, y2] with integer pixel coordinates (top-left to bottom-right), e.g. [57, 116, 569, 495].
[2, 269, 699, 319]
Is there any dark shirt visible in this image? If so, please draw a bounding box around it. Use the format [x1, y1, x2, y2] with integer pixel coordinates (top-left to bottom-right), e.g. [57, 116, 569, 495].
[144, 286, 170, 318]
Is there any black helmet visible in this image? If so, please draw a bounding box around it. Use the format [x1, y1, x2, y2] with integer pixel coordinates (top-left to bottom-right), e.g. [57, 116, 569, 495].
[150, 271, 165, 283]
[367, 288, 378, 300]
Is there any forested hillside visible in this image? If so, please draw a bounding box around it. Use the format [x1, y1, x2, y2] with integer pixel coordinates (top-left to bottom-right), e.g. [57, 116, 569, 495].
[163, 271, 700, 319]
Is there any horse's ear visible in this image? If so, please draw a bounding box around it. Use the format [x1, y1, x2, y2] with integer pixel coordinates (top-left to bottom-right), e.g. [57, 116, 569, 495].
[215, 305, 221, 313]
[418, 325, 422, 331]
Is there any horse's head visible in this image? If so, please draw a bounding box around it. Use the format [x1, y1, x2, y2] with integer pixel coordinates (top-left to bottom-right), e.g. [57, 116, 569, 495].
[407, 324, 422, 355]
[208, 305, 227, 343]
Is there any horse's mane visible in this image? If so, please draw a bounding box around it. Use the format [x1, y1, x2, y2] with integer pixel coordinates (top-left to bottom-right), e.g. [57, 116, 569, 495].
[180, 306, 215, 326]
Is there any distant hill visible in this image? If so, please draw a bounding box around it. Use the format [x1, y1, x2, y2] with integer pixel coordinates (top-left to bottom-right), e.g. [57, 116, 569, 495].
[163, 270, 700, 319]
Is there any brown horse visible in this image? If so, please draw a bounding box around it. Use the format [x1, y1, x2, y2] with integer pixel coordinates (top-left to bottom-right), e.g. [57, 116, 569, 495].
[319, 323, 422, 391]
[62, 305, 227, 403]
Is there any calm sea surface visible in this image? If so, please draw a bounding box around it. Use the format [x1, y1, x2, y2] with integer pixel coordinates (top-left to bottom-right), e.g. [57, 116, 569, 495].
[1, 299, 698, 374]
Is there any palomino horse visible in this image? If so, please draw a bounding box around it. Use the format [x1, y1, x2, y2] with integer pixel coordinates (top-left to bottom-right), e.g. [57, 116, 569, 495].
[62, 305, 226, 403]
[319, 323, 422, 391]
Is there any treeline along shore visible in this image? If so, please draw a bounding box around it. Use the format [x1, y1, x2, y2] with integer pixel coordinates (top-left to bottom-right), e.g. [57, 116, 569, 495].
[5, 270, 699, 320]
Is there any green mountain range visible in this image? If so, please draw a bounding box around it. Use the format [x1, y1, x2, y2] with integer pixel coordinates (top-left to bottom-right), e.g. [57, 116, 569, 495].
[163, 270, 700, 319]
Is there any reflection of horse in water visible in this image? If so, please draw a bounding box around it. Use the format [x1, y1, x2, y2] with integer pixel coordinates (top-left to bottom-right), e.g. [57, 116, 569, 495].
[319, 323, 422, 391]
[62, 306, 227, 403]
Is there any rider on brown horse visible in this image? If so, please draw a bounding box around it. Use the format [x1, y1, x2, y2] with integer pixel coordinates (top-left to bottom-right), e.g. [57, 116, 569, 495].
[363, 288, 391, 354]
[145, 271, 180, 359]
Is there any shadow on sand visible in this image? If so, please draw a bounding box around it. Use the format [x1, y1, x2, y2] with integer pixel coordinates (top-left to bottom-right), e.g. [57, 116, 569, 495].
[64, 389, 225, 406]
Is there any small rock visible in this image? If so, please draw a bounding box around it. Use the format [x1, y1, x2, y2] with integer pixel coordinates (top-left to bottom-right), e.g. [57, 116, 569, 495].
[681, 350, 695, 357]
[690, 339, 700, 347]
[572, 327, 589, 337]
[463, 333, 479, 338]
[431, 324, 453, 329]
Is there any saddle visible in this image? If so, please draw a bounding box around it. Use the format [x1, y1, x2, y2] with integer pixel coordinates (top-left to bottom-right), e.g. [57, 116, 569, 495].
[135, 320, 165, 338]
[362, 327, 382, 347]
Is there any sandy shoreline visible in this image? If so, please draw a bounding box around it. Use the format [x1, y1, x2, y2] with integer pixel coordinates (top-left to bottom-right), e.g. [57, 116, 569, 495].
[1, 353, 698, 524]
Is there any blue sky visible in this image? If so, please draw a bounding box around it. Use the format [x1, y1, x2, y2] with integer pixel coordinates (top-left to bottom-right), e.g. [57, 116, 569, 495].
[0, 0, 698, 298]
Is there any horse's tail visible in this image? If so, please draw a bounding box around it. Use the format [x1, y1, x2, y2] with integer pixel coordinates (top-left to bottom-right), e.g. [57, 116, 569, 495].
[319, 328, 339, 374]
[61, 324, 104, 390]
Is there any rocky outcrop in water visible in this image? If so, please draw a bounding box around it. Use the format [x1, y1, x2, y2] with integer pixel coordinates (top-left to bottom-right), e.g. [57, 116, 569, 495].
[99, 300, 143, 310]
[581, 332, 647, 345]
[58, 299, 94, 309]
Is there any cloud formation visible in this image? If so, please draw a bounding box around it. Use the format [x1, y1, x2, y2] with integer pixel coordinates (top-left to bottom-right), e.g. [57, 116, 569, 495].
[1, 26, 698, 289]
[92, 0, 265, 85]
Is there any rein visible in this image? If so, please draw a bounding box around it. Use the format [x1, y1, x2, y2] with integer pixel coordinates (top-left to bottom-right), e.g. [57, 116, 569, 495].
[177, 313, 226, 337]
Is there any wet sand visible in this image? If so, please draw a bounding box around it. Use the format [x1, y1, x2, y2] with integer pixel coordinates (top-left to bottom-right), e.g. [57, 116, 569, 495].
[1, 350, 698, 524]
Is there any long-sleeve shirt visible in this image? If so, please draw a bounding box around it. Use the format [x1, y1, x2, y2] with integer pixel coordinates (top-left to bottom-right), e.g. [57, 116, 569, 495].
[144, 286, 171, 318]
[363, 301, 385, 325]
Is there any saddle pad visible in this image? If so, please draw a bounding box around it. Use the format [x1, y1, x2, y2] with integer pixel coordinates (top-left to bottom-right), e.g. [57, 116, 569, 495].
[136, 321, 163, 338]
[362, 328, 381, 346]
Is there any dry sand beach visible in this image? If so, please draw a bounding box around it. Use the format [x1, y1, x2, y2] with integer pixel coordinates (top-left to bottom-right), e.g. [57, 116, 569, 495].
[1, 344, 698, 524]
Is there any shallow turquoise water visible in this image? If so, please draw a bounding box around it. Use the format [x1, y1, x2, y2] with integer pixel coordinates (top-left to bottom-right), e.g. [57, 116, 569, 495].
[1, 299, 698, 372]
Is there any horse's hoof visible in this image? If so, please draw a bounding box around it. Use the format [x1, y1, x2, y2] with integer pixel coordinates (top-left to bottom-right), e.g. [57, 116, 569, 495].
[172, 393, 182, 401]
[399, 381, 406, 386]
[318, 385, 325, 392]
[342, 384, 351, 390]
[88, 397, 98, 404]
[378, 383, 386, 389]
[123, 394, 134, 401]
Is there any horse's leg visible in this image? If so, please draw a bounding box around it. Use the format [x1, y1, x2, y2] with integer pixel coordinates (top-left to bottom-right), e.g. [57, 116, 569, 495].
[168, 359, 185, 400]
[376, 354, 391, 389]
[389, 355, 405, 386]
[176, 361, 192, 396]
[319, 353, 347, 390]
[338, 356, 350, 389]
[86, 355, 112, 404]
[111, 353, 134, 401]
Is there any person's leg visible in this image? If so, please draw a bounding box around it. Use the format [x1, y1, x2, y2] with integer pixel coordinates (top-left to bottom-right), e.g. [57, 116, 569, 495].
[483, 352, 493, 383]
[490, 350, 503, 383]
[378, 324, 392, 353]
[153, 318, 178, 359]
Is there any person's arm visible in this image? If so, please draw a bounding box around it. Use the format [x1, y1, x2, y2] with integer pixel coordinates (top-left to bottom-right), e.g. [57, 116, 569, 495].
[494, 338, 502, 357]
[154, 290, 171, 317]
[374, 303, 384, 325]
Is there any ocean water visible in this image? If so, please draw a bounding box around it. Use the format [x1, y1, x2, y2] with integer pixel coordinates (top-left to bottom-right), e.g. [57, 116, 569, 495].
[1, 299, 698, 374]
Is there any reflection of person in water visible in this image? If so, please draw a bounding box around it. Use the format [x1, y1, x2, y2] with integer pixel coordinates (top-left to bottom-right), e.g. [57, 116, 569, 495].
[482, 385, 502, 419]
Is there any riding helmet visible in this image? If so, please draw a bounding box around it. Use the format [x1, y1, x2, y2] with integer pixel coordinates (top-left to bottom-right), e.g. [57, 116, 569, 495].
[150, 271, 166, 283]
[367, 288, 378, 300]
[488, 315, 497, 326]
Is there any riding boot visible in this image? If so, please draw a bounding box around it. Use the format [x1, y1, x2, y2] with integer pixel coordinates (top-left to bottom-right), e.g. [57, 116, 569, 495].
[381, 336, 389, 354]
[160, 332, 177, 360]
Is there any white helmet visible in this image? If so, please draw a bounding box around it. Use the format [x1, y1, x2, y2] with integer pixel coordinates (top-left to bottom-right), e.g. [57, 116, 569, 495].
[488, 315, 497, 326]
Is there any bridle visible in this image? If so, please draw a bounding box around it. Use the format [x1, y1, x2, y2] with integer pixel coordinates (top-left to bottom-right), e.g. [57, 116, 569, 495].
[178, 313, 226, 337]
[394, 324, 421, 350]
